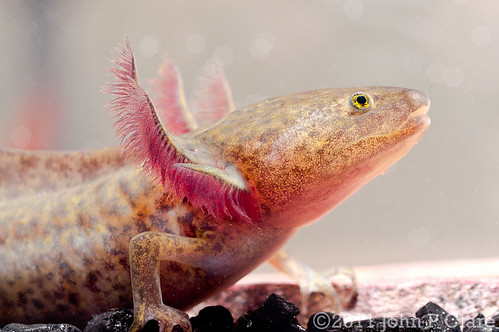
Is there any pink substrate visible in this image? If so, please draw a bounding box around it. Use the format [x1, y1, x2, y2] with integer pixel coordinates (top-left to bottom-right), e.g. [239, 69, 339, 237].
[190, 257, 499, 324]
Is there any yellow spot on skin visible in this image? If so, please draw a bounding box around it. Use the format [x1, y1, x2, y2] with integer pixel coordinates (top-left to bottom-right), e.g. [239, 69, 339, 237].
[96, 223, 107, 234]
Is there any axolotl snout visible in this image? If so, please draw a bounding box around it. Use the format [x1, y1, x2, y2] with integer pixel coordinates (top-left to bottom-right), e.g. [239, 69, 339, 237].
[0, 41, 430, 331]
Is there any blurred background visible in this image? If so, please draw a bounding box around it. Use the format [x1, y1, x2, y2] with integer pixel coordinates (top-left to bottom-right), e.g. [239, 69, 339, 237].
[0, 1, 497, 272]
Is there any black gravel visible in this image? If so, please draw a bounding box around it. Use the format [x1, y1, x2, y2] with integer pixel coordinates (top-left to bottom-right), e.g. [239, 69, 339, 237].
[191, 306, 234, 332]
[233, 294, 304, 332]
[83, 308, 134, 332]
[1, 295, 498, 332]
[0, 324, 82, 332]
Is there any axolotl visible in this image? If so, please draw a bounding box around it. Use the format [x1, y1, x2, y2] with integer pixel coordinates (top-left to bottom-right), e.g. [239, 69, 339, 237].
[0, 40, 430, 332]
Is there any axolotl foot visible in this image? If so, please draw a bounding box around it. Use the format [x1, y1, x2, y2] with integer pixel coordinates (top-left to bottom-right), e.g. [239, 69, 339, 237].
[300, 265, 358, 316]
[268, 250, 358, 316]
[129, 304, 191, 332]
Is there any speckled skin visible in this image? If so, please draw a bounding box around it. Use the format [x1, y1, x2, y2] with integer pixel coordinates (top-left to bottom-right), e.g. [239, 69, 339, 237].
[0, 147, 292, 327]
[0, 82, 429, 330]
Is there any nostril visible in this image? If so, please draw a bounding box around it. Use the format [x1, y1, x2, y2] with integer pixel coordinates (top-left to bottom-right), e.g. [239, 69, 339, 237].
[409, 90, 430, 105]
[410, 91, 422, 100]
[408, 90, 431, 113]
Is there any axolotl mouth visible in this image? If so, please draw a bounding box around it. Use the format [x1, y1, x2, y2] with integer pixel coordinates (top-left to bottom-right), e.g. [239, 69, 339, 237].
[406, 90, 431, 131]
[397, 94, 431, 145]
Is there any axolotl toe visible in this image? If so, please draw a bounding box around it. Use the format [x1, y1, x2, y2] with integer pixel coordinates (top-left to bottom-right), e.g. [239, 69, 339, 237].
[0, 39, 430, 331]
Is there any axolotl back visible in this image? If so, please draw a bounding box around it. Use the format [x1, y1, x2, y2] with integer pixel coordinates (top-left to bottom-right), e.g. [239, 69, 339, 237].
[0, 41, 430, 331]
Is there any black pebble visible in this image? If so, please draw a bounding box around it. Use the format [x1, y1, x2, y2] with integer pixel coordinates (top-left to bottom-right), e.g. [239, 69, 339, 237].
[415, 302, 461, 332]
[83, 308, 134, 332]
[234, 294, 303, 332]
[0, 323, 81, 332]
[491, 313, 499, 327]
[190, 305, 234, 332]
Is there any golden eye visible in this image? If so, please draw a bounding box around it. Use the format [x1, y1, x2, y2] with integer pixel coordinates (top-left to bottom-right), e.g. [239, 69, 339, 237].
[350, 93, 371, 112]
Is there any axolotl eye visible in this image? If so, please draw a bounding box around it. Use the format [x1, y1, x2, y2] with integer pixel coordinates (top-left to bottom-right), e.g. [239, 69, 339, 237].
[350, 92, 372, 113]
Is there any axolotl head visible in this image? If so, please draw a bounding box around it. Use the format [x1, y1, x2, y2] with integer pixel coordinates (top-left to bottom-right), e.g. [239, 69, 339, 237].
[107, 42, 430, 230]
[194, 87, 430, 229]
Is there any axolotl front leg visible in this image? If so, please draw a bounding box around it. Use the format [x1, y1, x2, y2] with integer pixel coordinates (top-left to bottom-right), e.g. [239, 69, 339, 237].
[127, 226, 291, 332]
[128, 233, 201, 332]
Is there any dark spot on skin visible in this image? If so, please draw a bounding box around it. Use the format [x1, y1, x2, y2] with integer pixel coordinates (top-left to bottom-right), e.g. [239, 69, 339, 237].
[77, 214, 90, 229]
[118, 294, 130, 304]
[85, 271, 100, 292]
[106, 247, 120, 256]
[88, 157, 101, 171]
[108, 225, 118, 234]
[20, 156, 37, 172]
[112, 283, 126, 291]
[212, 241, 223, 254]
[149, 215, 163, 230]
[57, 304, 69, 313]
[119, 257, 129, 269]
[32, 299, 44, 310]
[81, 257, 90, 267]
[118, 180, 136, 208]
[102, 259, 116, 271]
[262, 128, 278, 140]
[17, 292, 27, 305]
[134, 216, 149, 233]
[166, 262, 182, 274]
[53, 288, 65, 299]
[156, 194, 174, 210]
[68, 292, 79, 306]
[46, 273, 52, 280]
[293, 144, 308, 154]
[60, 261, 75, 280]
[123, 223, 132, 234]
[59, 163, 71, 177]
[44, 158, 55, 172]
[177, 212, 195, 227]
[2, 299, 14, 308]
[34, 277, 44, 288]
[79, 158, 101, 181]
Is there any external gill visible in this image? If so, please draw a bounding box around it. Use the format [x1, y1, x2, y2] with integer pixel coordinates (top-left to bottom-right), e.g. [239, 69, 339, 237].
[104, 39, 261, 223]
[104, 39, 189, 185]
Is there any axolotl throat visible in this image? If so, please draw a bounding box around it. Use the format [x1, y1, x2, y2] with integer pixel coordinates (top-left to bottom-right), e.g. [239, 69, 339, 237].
[0, 40, 430, 331]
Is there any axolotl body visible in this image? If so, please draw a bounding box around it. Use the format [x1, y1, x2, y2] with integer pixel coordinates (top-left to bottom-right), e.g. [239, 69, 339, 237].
[0, 41, 430, 331]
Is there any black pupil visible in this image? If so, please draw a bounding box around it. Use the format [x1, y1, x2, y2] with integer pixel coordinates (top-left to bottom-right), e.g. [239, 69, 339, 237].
[356, 95, 367, 105]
